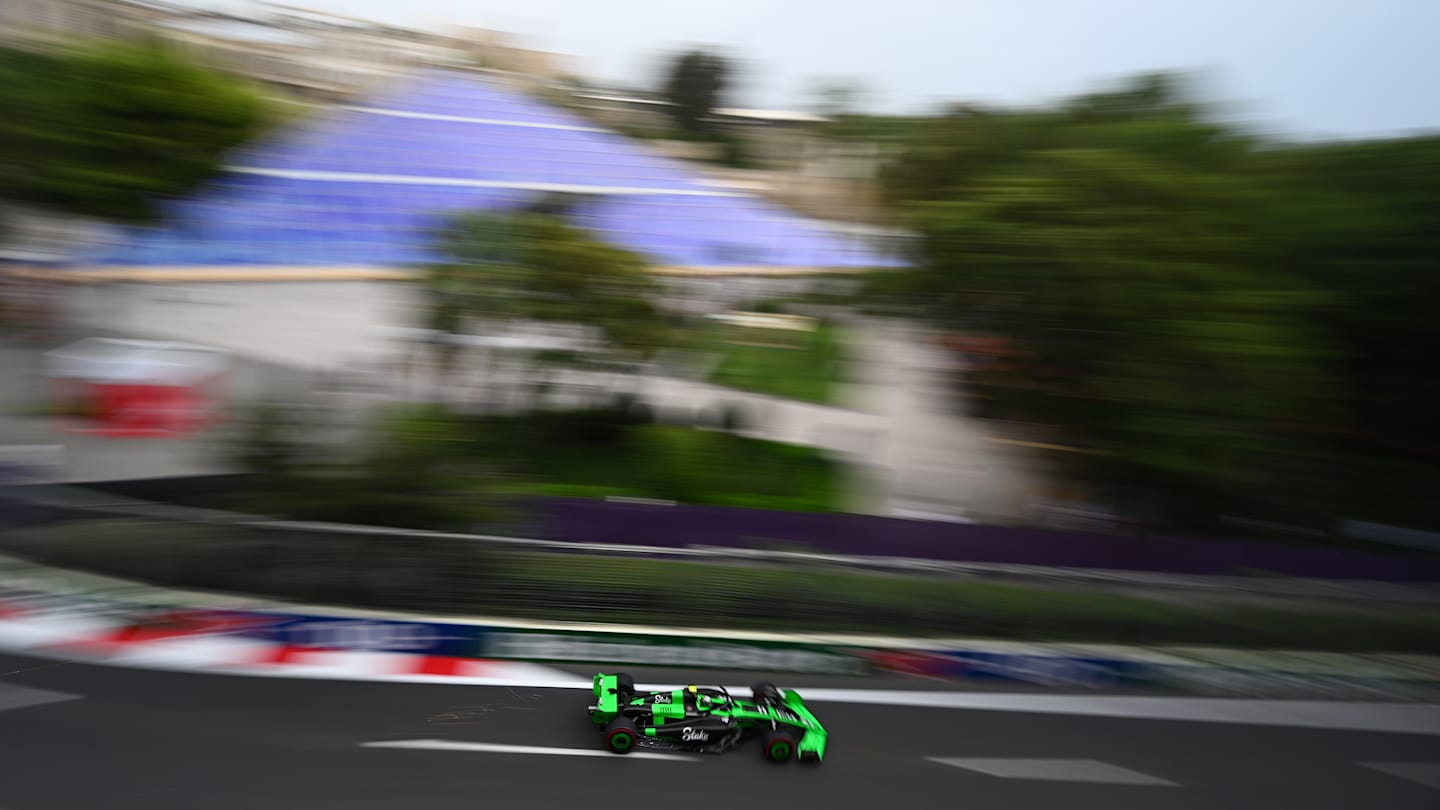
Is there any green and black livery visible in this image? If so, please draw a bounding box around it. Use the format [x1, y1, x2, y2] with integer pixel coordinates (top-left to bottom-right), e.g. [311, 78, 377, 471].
[589, 673, 827, 764]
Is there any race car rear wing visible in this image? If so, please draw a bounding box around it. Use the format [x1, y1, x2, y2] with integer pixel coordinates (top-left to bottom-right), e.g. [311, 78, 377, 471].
[591, 673, 623, 719]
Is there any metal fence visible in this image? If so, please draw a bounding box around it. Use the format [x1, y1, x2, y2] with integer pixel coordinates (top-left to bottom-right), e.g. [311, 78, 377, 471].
[60, 473, 1440, 585]
[1, 480, 1438, 649]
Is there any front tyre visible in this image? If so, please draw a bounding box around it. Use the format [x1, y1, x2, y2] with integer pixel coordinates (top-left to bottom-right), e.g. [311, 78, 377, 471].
[750, 681, 782, 706]
[761, 729, 797, 764]
[605, 716, 639, 754]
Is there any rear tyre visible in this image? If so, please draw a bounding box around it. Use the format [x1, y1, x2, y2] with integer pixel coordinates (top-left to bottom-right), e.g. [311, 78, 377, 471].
[761, 729, 797, 764]
[605, 716, 639, 755]
[614, 673, 636, 699]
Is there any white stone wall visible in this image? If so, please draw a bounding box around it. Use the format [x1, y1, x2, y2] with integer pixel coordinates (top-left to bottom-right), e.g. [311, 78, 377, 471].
[58, 280, 423, 372]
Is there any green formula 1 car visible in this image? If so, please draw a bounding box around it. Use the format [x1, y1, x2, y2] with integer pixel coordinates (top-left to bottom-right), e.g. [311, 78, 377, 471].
[588, 673, 827, 764]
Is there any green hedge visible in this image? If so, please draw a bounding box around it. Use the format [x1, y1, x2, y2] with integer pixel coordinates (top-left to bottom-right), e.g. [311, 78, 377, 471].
[398, 409, 846, 513]
[702, 322, 847, 405]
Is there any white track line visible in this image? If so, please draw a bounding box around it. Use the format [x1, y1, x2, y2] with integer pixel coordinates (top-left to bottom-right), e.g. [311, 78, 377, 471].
[928, 757, 1179, 786]
[362, 739, 694, 761]
[1359, 762, 1440, 789]
[340, 106, 609, 132]
[226, 167, 744, 197]
[796, 690, 1440, 735]
[0, 683, 81, 713]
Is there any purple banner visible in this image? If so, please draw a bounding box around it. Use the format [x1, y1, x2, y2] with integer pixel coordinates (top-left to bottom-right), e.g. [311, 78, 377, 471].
[534, 498, 1440, 582]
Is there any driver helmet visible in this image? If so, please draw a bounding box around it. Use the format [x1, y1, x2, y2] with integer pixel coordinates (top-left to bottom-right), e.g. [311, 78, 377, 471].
[689, 685, 716, 711]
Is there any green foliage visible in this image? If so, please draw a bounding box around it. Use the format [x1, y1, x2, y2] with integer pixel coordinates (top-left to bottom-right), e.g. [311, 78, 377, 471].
[661, 50, 729, 133]
[878, 73, 1440, 531]
[702, 321, 847, 405]
[910, 147, 1331, 494]
[882, 74, 1251, 208]
[227, 404, 508, 531]
[822, 113, 930, 145]
[426, 211, 666, 355]
[1254, 136, 1440, 525]
[0, 39, 269, 222]
[383, 406, 846, 513]
[747, 299, 789, 314]
[712, 130, 755, 169]
[877, 73, 1364, 526]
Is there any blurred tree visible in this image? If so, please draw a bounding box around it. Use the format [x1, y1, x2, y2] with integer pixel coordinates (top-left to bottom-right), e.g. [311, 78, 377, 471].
[661, 50, 729, 133]
[228, 403, 509, 531]
[229, 402, 309, 485]
[881, 74, 1251, 207]
[1255, 136, 1440, 526]
[876, 74, 1339, 528]
[0, 39, 268, 223]
[423, 211, 667, 407]
[428, 211, 664, 351]
[913, 149, 1331, 512]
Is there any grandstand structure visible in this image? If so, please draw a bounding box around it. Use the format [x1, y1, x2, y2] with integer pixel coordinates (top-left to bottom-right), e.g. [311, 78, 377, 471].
[52, 69, 902, 282]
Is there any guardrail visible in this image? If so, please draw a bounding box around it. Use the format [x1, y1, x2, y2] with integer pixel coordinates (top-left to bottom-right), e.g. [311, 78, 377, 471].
[2, 553, 1436, 698]
[3, 481, 1437, 606]
[3, 481, 1440, 653]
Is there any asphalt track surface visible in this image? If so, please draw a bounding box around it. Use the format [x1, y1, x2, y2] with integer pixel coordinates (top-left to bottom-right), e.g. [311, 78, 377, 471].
[1, 652, 1436, 810]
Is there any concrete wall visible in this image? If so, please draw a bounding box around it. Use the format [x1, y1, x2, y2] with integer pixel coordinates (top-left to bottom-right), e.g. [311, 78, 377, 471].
[58, 280, 423, 373]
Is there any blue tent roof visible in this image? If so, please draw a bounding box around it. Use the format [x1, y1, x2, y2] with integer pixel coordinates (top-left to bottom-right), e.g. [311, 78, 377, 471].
[84, 71, 902, 271]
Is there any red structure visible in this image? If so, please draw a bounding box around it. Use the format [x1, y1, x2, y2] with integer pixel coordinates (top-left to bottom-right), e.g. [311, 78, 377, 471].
[45, 339, 231, 438]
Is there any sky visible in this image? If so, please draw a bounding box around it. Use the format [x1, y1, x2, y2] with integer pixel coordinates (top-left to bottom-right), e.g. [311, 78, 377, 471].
[222, 0, 1438, 140]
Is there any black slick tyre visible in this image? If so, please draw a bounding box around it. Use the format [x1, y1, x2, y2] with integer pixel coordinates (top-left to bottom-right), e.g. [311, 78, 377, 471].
[605, 716, 639, 755]
[761, 729, 797, 764]
[751, 681, 781, 705]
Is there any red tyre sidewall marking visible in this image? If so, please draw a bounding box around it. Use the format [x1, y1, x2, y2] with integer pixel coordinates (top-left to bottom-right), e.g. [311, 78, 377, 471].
[607, 729, 634, 752]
